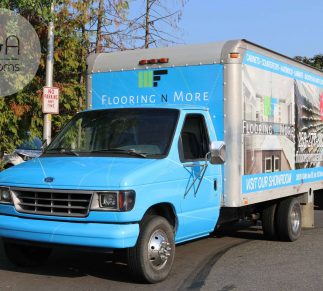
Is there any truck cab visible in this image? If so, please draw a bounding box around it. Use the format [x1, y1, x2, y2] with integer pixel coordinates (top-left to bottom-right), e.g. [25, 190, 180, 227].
[0, 106, 224, 283]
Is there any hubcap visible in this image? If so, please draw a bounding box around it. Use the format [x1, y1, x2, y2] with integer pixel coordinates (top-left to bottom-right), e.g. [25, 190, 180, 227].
[291, 205, 300, 234]
[148, 229, 172, 269]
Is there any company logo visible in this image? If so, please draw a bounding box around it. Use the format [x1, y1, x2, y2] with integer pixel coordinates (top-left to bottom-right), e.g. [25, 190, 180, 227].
[0, 9, 41, 97]
[264, 96, 277, 117]
[44, 177, 54, 183]
[138, 70, 168, 88]
[0, 35, 20, 66]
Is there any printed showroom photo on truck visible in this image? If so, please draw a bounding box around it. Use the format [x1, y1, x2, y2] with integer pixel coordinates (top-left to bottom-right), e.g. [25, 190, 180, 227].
[0, 39, 323, 283]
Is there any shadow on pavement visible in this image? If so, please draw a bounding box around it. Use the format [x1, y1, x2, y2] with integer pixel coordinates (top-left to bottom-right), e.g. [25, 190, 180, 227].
[0, 241, 140, 284]
[212, 220, 266, 241]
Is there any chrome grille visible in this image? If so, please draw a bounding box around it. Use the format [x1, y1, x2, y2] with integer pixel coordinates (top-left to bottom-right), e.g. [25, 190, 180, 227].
[12, 189, 93, 217]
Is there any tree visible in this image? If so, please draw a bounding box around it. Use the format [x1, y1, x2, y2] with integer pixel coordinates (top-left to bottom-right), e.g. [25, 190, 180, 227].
[88, 0, 130, 52]
[95, 0, 105, 53]
[0, 0, 187, 161]
[0, 1, 86, 156]
[295, 54, 323, 71]
[133, 0, 189, 48]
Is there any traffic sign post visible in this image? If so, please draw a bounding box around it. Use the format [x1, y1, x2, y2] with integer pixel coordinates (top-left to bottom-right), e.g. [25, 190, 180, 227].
[42, 86, 59, 114]
[43, 1, 55, 145]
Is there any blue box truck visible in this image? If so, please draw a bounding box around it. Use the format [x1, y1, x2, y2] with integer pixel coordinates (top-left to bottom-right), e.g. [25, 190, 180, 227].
[0, 40, 323, 282]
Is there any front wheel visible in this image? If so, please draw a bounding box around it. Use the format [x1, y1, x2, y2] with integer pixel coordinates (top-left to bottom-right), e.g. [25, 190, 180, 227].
[3, 240, 52, 267]
[128, 215, 175, 283]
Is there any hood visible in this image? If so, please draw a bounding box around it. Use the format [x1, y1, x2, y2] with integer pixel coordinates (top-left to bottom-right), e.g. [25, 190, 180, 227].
[0, 156, 176, 189]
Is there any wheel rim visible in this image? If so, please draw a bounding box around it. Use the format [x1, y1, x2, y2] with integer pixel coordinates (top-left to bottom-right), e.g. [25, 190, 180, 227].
[147, 229, 172, 269]
[291, 204, 300, 234]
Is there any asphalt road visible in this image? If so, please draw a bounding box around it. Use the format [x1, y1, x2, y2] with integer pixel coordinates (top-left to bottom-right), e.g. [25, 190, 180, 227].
[0, 211, 322, 291]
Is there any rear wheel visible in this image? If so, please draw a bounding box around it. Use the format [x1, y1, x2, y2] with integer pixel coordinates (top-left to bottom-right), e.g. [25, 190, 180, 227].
[314, 192, 323, 209]
[128, 215, 175, 283]
[3, 240, 52, 267]
[262, 203, 277, 240]
[276, 198, 302, 241]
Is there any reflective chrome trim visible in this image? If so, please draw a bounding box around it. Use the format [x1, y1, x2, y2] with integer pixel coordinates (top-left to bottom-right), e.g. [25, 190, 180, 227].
[148, 229, 171, 269]
[10, 187, 93, 218]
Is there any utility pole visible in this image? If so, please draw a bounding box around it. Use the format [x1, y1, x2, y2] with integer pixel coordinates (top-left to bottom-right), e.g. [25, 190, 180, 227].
[43, 1, 55, 145]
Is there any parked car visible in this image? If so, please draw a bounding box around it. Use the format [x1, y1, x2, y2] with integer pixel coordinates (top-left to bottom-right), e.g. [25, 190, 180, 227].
[1, 137, 42, 169]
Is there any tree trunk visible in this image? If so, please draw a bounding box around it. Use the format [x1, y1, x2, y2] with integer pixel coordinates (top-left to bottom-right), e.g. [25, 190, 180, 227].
[144, 0, 150, 48]
[96, 0, 104, 53]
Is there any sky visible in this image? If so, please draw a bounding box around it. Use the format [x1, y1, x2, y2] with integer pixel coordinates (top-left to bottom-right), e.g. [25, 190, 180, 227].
[179, 0, 322, 58]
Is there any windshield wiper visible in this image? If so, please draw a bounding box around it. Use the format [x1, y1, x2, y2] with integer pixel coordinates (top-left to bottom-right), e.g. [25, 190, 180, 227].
[90, 148, 147, 158]
[45, 148, 79, 156]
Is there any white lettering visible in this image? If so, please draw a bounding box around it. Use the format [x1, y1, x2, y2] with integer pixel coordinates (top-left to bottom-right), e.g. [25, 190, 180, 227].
[186, 92, 193, 101]
[174, 91, 183, 102]
[113, 96, 119, 104]
[149, 95, 156, 103]
[173, 91, 209, 103]
[102, 95, 107, 105]
[121, 96, 127, 104]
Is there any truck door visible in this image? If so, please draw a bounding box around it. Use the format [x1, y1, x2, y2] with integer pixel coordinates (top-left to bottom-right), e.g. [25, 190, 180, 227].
[177, 113, 221, 240]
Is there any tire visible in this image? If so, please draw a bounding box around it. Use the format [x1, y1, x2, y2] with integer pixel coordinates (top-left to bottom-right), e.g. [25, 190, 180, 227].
[276, 198, 302, 242]
[314, 192, 323, 209]
[3, 240, 52, 267]
[262, 203, 277, 240]
[127, 215, 175, 283]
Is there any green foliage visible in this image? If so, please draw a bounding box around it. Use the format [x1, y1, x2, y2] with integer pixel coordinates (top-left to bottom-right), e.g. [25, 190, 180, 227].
[295, 54, 323, 71]
[0, 0, 187, 155]
[0, 97, 21, 153]
[0, 1, 86, 154]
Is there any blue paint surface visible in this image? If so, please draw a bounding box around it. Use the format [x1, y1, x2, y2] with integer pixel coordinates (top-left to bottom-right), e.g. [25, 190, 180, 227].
[0, 214, 139, 248]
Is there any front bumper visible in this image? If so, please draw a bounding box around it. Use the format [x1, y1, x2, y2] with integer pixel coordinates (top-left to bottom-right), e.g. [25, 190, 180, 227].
[0, 215, 139, 249]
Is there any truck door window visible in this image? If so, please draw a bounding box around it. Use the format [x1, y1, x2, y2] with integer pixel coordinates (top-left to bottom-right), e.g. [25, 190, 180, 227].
[180, 114, 210, 162]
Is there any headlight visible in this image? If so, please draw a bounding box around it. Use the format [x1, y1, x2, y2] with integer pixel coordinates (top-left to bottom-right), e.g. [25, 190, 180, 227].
[0, 187, 13, 204]
[91, 190, 135, 212]
[100, 192, 118, 209]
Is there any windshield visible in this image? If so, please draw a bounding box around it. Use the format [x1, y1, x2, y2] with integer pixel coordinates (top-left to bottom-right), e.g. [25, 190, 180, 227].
[45, 108, 179, 158]
[17, 137, 42, 150]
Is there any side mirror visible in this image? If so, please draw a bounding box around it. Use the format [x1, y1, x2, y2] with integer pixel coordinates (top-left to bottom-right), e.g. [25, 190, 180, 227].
[209, 141, 226, 164]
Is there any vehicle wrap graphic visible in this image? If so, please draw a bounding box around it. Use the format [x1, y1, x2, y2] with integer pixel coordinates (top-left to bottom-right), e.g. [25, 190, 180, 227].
[242, 50, 323, 193]
[92, 64, 224, 139]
